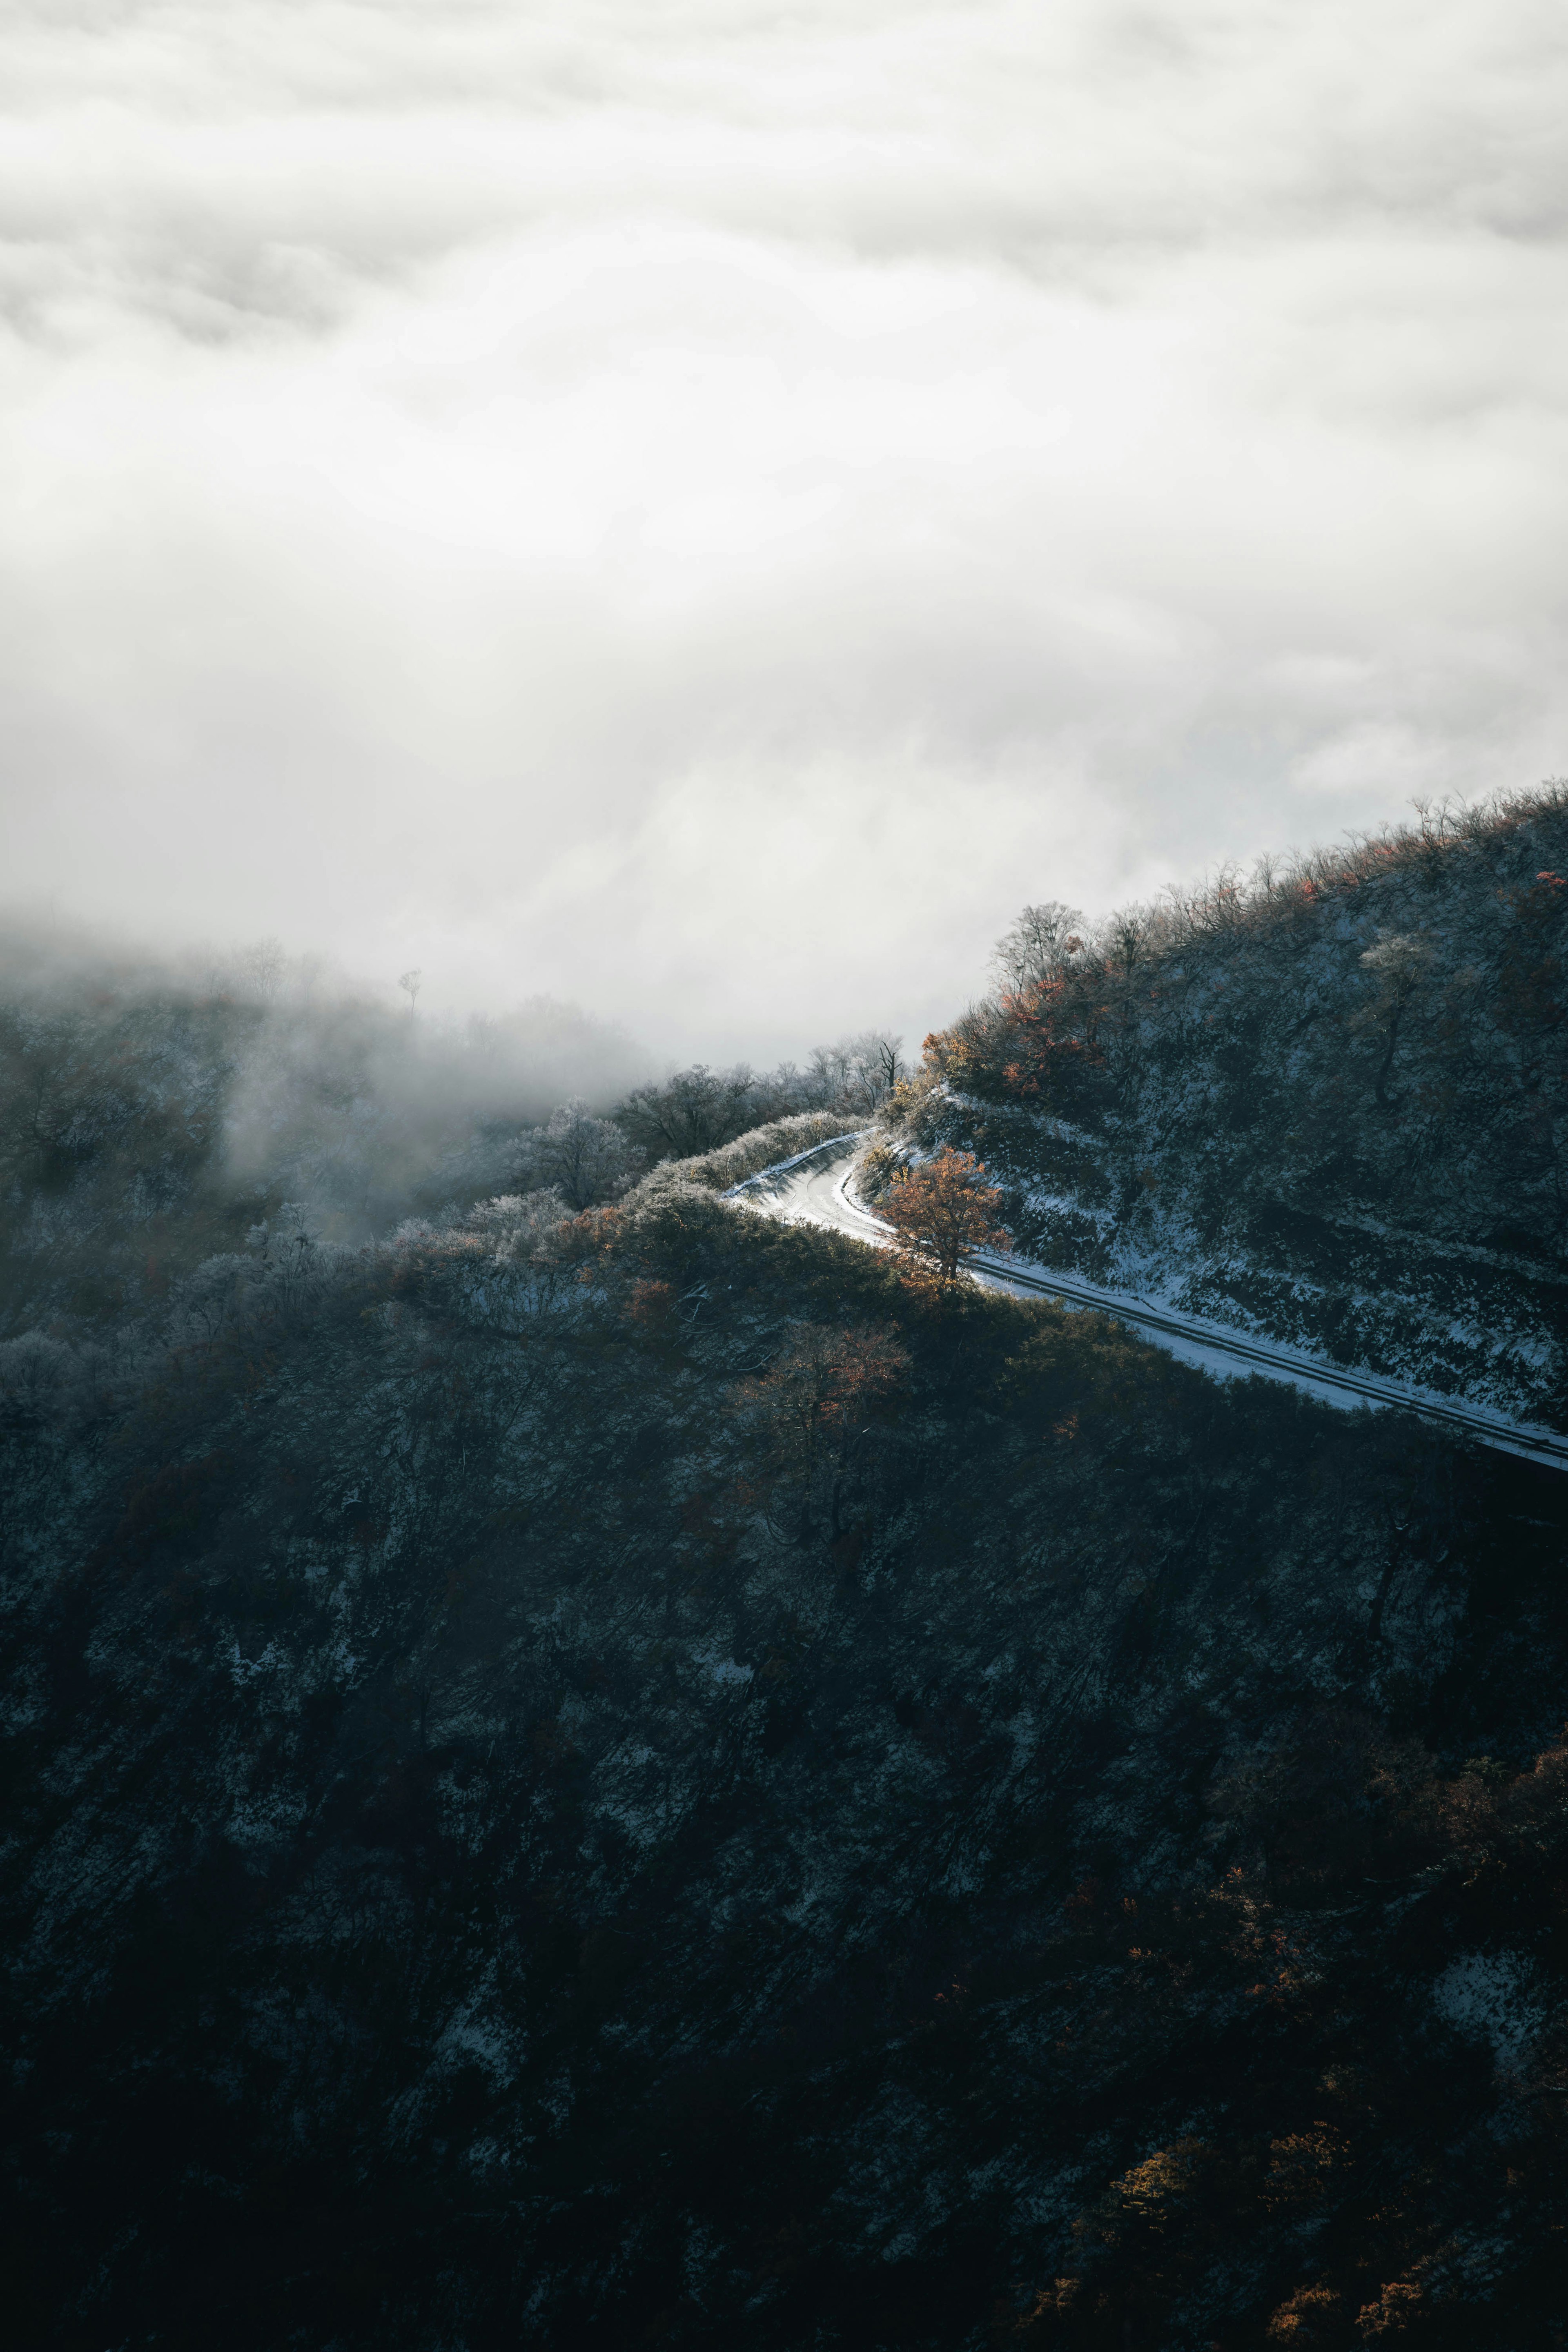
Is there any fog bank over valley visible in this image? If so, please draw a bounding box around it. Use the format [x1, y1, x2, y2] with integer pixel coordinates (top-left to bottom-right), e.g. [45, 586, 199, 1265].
[5, 0, 1568, 1052]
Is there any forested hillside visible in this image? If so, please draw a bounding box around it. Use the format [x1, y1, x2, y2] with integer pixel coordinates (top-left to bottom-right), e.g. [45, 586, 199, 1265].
[2, 1145, 1567, 2348]
[0, 922, 898, 1342]
[880, 790, 1568, 1426]
[2, 857, 1566, 2350]
[0, 934, 643, 1339]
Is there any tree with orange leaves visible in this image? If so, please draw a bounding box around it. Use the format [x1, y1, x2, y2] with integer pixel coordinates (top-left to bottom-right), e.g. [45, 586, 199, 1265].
[880, 1147, 1012, 1285]
[998, 972, 1111, 1117]
[732, 1322, 910, 1482]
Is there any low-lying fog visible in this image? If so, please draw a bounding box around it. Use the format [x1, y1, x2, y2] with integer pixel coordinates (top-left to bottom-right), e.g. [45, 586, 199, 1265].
[0, 912, 906, 1336]
[4, 2, 1568, 1061]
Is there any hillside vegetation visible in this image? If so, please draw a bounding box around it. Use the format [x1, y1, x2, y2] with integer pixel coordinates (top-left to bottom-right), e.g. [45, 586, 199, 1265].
[0, 939, 641, 1339]
[880, 789, 1568, 1425]
[2, 869, 1566, 2349]
[0, 922, 899, 1343]
[2, 1135, 1567, 2348]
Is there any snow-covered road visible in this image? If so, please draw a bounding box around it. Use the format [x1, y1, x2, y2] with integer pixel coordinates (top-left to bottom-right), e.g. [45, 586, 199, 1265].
[732, 1138, 1568, 1474]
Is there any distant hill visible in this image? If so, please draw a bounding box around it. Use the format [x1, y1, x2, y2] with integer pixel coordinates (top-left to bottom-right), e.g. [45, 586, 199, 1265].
[881, 786, 1568, 1425]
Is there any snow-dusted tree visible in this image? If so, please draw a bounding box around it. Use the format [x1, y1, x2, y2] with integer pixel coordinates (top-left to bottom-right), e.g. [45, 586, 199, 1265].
[464, 1189, 571, 1261]
[802, 1032, 904, 1113]
[518, 1099, 636, 1209]
[613, 1038, 904, 1164]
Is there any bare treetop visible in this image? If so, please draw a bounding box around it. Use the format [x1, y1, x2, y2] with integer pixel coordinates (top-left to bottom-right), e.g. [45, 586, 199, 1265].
[990, 903, 1085, 997]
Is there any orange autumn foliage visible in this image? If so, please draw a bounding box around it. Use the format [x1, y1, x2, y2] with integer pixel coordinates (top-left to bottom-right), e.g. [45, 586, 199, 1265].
[880, 1148, 1012, 1286]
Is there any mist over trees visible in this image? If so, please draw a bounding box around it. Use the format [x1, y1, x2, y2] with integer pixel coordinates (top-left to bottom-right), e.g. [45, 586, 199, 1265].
[0, 915, 903, 1339]
[512, 1099, 637, 1210]
[614, 1033, 901, 1162]
[0, 923, 651, 1338]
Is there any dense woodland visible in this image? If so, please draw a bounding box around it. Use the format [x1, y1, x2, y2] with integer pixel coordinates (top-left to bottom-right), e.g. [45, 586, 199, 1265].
[881, 790, 1568, 1427]
[1, 815, 1566, 2349]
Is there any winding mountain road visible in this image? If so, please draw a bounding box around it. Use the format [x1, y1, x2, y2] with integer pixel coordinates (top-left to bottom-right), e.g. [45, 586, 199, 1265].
[731, 1136, 1568, 1474]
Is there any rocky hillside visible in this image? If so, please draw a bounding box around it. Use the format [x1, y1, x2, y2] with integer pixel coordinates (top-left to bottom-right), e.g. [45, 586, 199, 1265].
[2, 1156, 1566, 2348]
[882, 789, 1568, 1426]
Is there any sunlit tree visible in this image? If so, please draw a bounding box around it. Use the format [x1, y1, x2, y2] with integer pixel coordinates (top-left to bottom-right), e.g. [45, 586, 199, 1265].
[880, 1147, 1011, 1285]
[990, 901, 1085, 995]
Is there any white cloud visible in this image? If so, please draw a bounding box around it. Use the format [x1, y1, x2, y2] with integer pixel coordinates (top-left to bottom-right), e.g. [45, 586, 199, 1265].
[2, 1, 1568, 1056]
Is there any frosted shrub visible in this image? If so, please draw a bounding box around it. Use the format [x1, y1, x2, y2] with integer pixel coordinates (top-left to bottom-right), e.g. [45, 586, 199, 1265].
[465, 1189, 570, 1263]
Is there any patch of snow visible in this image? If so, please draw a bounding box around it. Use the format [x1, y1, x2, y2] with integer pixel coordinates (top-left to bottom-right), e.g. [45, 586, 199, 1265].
[1431, 1951, 1544, 2069]
[693, 1644, 753, 1686]
[228, 1641, 285, 1685]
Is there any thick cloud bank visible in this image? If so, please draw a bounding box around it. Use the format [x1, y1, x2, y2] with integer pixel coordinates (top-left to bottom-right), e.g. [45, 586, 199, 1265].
[3, 0, 1567, 1053]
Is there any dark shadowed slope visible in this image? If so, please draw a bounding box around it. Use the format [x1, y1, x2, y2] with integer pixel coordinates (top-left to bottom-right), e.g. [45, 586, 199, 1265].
[3, 1161, 1567, 2349]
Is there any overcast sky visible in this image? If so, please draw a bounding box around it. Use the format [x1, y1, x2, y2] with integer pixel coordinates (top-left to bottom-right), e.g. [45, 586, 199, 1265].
[3, 0, 1567, 1058]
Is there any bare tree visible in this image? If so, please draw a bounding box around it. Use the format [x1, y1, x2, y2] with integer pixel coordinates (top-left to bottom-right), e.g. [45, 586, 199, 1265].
[612, 1033, 905, 1167]
[517, 1099, 637, 1209]
[242, 938, 286, 1004]
[398, 969, 423, 1016]
[615, 1065, 779, 1160]
[840, 1031, 904, 1110]
[799, 1033, 904, 1114]
[991, 903, 1085, 997]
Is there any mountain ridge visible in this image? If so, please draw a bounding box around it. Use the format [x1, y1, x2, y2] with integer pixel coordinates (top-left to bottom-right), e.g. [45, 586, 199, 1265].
[872, 786, 1568, 1428]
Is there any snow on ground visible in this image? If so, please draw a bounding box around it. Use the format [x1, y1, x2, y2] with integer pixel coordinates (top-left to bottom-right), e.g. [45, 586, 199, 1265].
[736, 1151, 1568, 1469]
